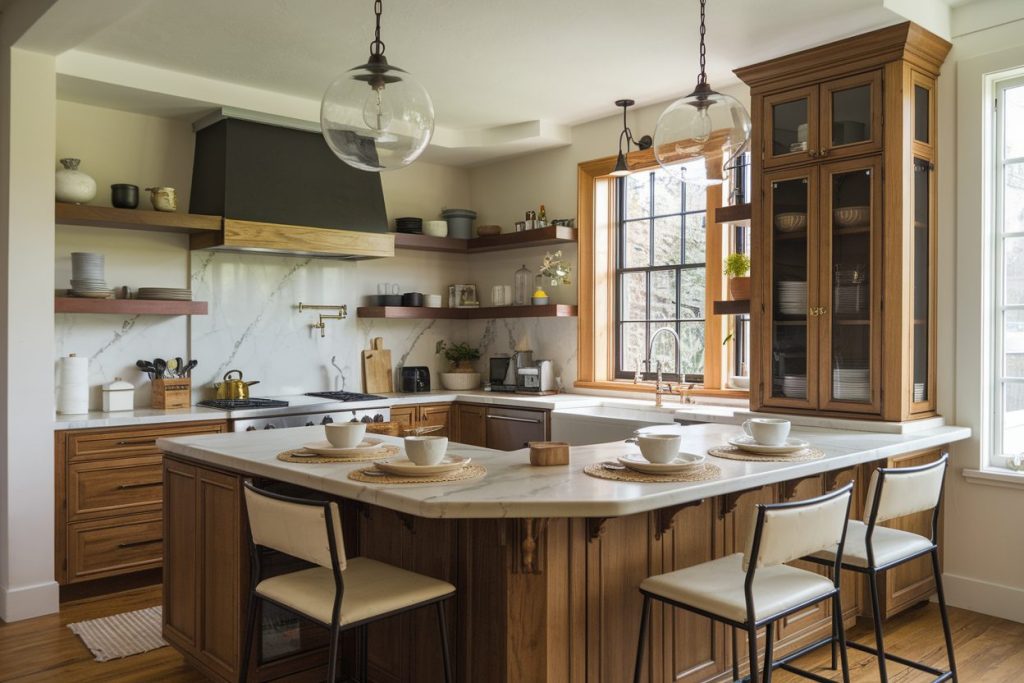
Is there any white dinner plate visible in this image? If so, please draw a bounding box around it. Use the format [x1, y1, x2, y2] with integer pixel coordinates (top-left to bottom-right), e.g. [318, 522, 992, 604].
[618, 452, 706, 474]
[301, 438, 385, 456]
[374, 455, 471, 477]
[727, 436, 811, 455]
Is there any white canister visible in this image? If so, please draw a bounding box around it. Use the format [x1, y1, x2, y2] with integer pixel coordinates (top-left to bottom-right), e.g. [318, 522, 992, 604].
[102, 377, 135, 412]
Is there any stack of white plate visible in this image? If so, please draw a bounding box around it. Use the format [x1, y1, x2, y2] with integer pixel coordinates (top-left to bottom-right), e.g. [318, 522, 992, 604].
[782, 375, 807, 398]
[834, 283, 867, 314]
[914, 382, 926, 402]
[137, 287, 192, 301]
[833, 366, 870, 401]
[69, 252, 112, 298]
[777, 281, 808, 315]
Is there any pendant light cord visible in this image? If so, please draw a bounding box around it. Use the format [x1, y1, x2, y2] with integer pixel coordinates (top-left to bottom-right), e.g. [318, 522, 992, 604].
[370, 0, 386, 57]
[697, 0, 707, 86]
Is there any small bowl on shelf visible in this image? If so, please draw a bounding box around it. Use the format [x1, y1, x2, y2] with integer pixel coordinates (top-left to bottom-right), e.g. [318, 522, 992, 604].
[424, 220, 449, 237]
[833, 206, 870, 228]
[774, 212, 807, 232]
[476, 224, 502, 237]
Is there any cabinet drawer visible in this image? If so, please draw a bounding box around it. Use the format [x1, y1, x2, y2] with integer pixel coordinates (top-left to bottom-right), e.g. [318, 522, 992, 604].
[66, 513, 163, 583]
[67, 456, 163, 522]
[66, 421, 226, 462]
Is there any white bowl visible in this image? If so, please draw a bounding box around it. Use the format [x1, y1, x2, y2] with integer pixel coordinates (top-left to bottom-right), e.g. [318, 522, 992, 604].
[775, 212, 808, 232]
[440, 372, 480, 390]
[404, 436, 448, 466]
[729, 375, 750, 390]
[833, 206, 870, 228]
[637, 434, 682, 464]
[425, 294, 443, 308]
[424, 220, 449, 237]
[325, 422, 367, 449]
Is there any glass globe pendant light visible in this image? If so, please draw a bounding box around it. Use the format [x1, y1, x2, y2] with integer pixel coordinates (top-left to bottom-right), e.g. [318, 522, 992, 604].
[320, 0, 434, 172]
[653, 0, 751, 186]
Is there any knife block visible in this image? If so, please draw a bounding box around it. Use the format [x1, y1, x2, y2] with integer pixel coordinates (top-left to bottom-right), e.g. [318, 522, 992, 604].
[152, 378, 191, 410]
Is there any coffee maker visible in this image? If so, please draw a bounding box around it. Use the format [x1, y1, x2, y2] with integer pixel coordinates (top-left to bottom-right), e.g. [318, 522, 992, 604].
[488, 356, 516, 392]
[517, 359, 557, 393]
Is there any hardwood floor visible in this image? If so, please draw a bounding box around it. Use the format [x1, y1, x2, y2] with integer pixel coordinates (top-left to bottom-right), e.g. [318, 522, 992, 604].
[0, 587, 1019, 682]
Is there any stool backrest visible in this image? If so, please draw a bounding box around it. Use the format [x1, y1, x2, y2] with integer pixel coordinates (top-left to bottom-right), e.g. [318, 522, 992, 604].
[863, 454, 948, 526]
[243, 483, 347, 571]
[745, 483, 853, 570]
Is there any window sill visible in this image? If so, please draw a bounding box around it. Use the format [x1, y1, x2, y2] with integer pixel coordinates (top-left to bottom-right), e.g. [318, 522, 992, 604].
[573, 380, 749, 400]
[962, 468, 1024, 491]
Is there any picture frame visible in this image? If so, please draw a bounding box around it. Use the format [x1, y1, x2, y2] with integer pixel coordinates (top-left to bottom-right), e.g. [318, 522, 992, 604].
[449, 284, 480, 308]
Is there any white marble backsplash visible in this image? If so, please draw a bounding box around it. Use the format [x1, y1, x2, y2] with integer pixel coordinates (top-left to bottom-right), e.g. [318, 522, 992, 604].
[464, 316, 578, 388]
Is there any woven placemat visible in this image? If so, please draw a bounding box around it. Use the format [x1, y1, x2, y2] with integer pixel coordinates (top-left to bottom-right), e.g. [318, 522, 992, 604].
[348, 464, 487, 484]
[708, 446, 825, 462]
[583, 462, 721, 483]
[277, 444, 401, 464]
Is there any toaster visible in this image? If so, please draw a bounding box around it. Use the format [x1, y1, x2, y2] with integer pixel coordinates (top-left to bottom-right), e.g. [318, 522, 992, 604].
[400, 366, 430, 393]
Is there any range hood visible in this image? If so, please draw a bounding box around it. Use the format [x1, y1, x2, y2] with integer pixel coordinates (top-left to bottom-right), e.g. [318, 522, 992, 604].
[188, 115, 394, 259]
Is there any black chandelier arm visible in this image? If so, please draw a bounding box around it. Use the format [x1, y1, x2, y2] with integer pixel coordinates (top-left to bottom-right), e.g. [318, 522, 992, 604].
[369, 0, 386, 57]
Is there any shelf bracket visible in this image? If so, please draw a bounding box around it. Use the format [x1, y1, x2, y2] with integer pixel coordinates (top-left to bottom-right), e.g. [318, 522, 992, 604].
[586, 517, 609, 543]
[654, 500, 704, 540]
[824, 469, 855, 492]
[719, 488, 760, 519]
[781, 475, 820, 501]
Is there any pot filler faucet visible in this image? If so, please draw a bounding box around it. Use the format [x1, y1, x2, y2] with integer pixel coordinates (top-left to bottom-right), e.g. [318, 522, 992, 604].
[633, 327, 687, 408]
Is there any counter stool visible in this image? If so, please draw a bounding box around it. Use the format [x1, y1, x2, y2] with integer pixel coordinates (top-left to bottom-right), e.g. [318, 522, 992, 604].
[633, 483, 855, 683]
[238, 482, 455, 683]
[807, 453, 956, 683]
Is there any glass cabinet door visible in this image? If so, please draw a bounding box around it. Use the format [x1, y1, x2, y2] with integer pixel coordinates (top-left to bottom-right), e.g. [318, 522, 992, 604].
[764, 86, 818, 169]
[819, 158, 883, 414]
[764, 169, 818, 408]
[819, 71, 882, 161]
[911, 157, 934, 409]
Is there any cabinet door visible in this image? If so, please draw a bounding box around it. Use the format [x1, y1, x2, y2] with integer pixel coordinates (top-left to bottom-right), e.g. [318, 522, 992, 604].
[818, 157, 883, 415]
[197, 467, 242, 680]
[456, 404, 486, 447]
[419, 404, 452, 437]
[390, 405, 417, 430]
[910, 155, 936, 414]
[763, 86, 818, 168]
[163, 459, 198, 649]
[819, 70, 882, 161]
[761, 168, 820, 410]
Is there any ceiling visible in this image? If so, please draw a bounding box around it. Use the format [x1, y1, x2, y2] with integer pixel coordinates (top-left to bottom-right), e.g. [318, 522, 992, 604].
[40, 0, 961, 164]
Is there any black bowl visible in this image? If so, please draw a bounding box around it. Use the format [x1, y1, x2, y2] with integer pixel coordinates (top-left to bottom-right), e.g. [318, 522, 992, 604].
[401, 292, 424, 307]
[111, 184, 139, 209]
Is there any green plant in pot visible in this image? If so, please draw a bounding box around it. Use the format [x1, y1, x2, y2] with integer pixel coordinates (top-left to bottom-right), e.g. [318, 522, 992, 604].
[436, 341, 482, 390]
[724, 252, 751, 301]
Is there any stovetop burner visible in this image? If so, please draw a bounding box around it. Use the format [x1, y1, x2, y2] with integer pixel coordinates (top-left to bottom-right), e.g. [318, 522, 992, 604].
[304, 391, 386, 402]
[198, 398, 290, 410]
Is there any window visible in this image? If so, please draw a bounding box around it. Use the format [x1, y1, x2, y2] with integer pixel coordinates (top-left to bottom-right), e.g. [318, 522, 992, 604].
[615, 164, 707, 381]
[992, 75, 1024, 468]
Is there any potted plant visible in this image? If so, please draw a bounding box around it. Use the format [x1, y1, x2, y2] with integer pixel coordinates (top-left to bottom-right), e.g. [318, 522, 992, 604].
[724, 252, 751, 300]
[436, 341, 482, 390]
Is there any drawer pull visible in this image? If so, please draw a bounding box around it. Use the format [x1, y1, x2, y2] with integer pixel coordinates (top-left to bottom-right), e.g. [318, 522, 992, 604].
[117, 481, 162, 490]
[115, 438, 157, 446]
[486, 414, 543, 424]
[118, 538, 162, 549]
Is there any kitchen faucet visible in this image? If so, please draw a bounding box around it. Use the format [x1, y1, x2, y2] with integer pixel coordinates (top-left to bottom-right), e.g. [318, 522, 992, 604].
[633, 328, 681, 408]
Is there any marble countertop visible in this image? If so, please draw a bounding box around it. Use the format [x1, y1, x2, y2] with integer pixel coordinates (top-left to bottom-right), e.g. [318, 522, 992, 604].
[157, 421, 971, 519]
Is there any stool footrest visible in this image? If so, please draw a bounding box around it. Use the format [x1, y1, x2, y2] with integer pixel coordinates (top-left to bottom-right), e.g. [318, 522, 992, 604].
[846, 639, 953, 680]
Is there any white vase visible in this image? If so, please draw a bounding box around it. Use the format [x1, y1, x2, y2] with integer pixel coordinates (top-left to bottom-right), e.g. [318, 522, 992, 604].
[55, 158, 97, 204]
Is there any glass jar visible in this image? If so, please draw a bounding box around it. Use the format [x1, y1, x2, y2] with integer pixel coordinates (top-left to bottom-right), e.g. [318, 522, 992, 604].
[513, 264, 531, 306]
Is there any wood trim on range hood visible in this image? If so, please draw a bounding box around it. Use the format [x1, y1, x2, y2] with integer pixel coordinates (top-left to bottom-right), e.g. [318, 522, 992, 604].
[190, 218, 395, 259]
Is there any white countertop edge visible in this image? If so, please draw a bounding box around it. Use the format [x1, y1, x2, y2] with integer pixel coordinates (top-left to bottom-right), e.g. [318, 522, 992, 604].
[157, 424, 972, 520]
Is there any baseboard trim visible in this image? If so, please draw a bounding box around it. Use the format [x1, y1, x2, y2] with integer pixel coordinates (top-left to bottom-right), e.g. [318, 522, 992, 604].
[943, 572, 1024, 624]
[0, 579, 60, 622]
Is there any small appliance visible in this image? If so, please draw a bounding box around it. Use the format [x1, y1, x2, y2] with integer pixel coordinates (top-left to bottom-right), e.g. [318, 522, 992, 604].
[400, 366, 431, 393]
[517, 359, 557, 393]
[488, 356, 516, 392]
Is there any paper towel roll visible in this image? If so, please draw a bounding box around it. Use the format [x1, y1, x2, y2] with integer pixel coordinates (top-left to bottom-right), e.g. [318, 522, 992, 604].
[58, 354, 89, 414]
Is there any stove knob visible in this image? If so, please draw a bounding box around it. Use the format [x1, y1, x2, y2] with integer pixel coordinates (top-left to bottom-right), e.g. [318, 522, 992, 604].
[245, 426, 257, 432]
[361, 415, 373, 423]
[373, 413, 385, 423]
[321, 416, 334, 425]
[305, 421, 315, 427]
[264, 424, 276, 430]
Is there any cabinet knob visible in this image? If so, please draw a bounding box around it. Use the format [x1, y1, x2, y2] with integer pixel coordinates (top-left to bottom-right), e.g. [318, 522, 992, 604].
[808, 150, 819, 159]
[819, 148, 830, 157]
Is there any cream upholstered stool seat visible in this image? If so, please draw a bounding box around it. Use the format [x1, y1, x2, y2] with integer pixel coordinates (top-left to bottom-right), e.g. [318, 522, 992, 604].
[806, 453, 957, 683]
[239, 482, 455, 682]
[634, 483, 855, 683]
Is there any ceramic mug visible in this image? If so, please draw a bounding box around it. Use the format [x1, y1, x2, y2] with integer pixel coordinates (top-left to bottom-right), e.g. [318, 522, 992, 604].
[742, 418, 791, 446]
[405, 436, 448, 466]
[325, 422, 367, 449]
[637, 434, 681, 464]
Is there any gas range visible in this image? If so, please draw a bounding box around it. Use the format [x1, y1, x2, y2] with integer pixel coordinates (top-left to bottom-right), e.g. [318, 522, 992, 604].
[198, 391, 392, 432]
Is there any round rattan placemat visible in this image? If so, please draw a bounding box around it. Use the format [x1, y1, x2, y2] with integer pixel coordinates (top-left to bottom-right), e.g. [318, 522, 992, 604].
[707, 446, 824, 463]
[583, 462, 721, 483]
[348, 464, 487, 484]
[277, 444, 401, 464]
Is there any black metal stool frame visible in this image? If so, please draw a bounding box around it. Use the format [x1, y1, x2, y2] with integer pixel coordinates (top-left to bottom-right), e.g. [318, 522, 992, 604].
[633, 483, 854, 683]
[238, 481, 454, 683]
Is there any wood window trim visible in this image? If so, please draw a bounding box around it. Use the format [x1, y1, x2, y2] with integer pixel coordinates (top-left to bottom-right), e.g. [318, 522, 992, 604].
[575, 146, 747, 398]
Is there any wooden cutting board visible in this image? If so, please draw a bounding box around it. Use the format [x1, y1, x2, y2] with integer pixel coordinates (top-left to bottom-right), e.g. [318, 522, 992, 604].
[362, 337, 393, 393]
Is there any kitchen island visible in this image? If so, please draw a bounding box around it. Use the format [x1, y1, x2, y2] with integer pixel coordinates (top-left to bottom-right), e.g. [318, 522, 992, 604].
[158, 421, 969, 683]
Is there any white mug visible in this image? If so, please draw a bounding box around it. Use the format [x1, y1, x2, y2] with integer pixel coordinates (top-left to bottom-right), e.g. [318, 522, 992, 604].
[637, 434, 681, 464]
[742, 418, 791, 446]
[325, 422, 367, 449]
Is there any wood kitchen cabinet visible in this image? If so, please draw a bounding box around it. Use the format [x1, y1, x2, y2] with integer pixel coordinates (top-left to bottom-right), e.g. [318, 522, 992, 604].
[54, 419, 227, 586]
[454, 403, 487, 447]
[737, 22, 950, 421]
[389, 403, 451, 436]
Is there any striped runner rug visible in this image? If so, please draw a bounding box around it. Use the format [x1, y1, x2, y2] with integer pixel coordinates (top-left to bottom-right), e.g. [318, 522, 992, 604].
[67, 606, 167, 661]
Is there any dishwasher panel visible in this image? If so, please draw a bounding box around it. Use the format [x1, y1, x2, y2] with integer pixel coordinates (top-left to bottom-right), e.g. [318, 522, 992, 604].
[484, 407, 547, 451]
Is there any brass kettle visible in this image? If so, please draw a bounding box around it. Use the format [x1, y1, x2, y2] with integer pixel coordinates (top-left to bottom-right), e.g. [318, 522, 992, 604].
[213, 369, 260, 400]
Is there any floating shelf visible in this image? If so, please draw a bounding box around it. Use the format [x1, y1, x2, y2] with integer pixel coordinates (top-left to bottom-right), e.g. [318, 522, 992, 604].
[56, 202, 222, 235]
[55, 298, 209, 315]
[714, 203, 752, 224]
[357, 304, 577, 320]
[393, 225, 577, 254]
[712, 299, 751, 315]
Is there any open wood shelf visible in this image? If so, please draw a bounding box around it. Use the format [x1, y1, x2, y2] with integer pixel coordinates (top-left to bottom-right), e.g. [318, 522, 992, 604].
[56, 202, 222, 234]
[357, 304, 577, 320]
[55, 298, 209, 315]
[712, 299, 751, 315]
[714, 203, 752, 224]
[393, 225, 577, 254]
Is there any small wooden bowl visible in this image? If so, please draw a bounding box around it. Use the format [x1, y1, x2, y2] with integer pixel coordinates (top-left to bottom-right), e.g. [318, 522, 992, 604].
[476, 224, 502, 237]
[529, 441, 570, 466]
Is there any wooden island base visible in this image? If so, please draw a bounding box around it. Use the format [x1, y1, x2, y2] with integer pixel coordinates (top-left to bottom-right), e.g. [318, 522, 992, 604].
[162, 447, 943, 683]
